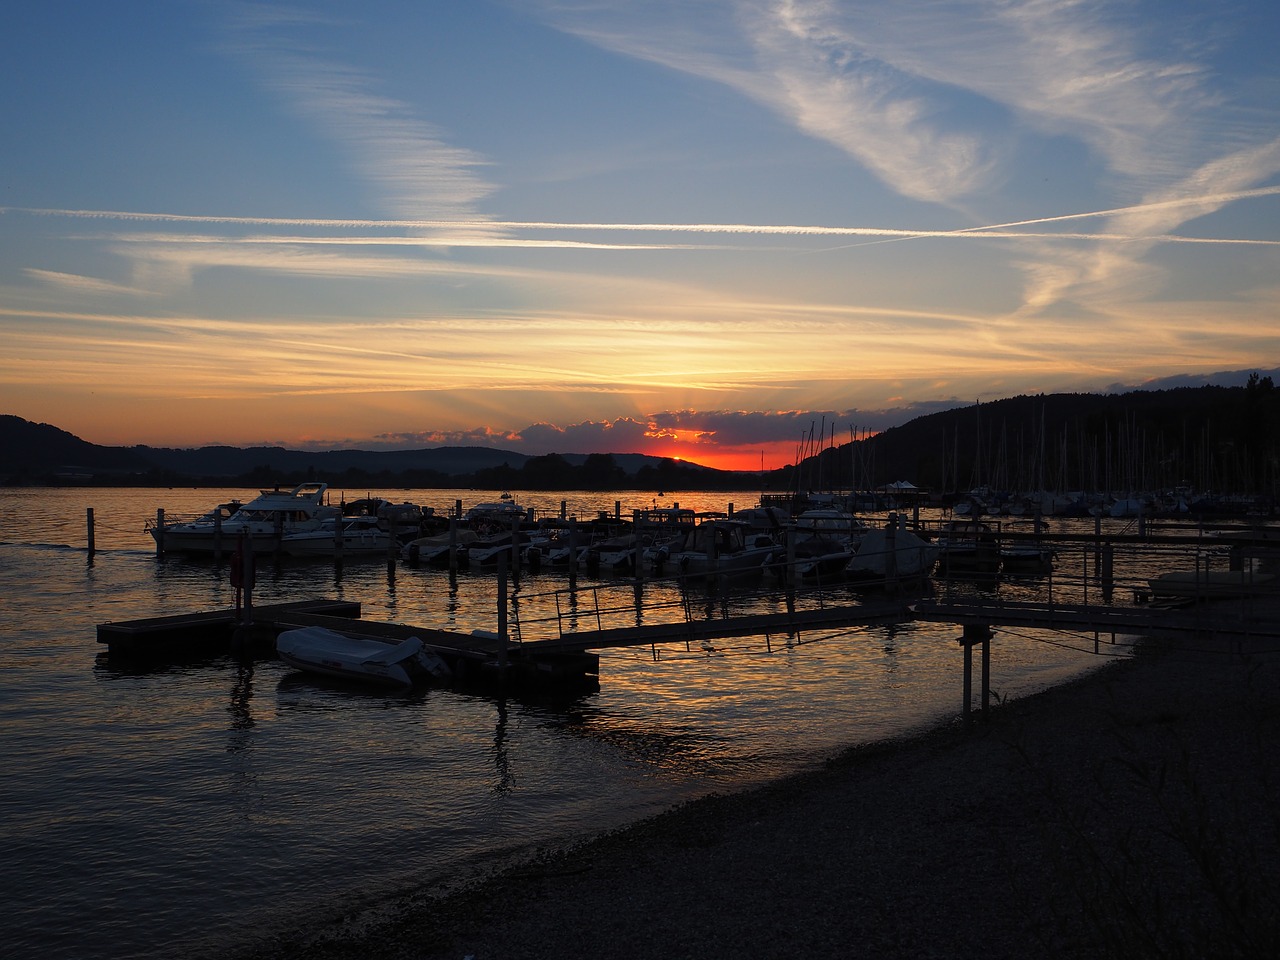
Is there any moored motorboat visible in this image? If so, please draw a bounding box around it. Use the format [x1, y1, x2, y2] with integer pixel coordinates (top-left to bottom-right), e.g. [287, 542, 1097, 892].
[278, 515, 394, 558]
[276, 626, 451, 687]
[1148, 570, 1276, 599]
[150, 482, 341, 554]
[402, 528, 480, 565]
[655, 518, 778, 578]
[999, 544, 1055, 577]
[463, 492, 528, 529]
[846, 525, 940, 581]
[771, 507, 868, 582]
[935, 519, 1001, 576]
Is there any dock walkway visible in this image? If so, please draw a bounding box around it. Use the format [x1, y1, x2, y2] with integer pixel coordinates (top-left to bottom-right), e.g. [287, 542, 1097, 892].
[96, 519, 1280, 690]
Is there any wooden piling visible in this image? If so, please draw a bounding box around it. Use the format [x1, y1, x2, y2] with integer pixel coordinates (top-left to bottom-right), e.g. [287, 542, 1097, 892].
[633, 509, 644, 583]
[959, 623, 992, 724]
[86, 507, 95, 556]
[497, 555, 509, 674]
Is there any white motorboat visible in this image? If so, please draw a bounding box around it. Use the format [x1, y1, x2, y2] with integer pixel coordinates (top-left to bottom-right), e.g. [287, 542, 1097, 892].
[773, 508, 869, 582]
[276, 626, 451, 687]
[999, 543, 1055, 577]
[150, 482, 341, 554]
[846, 526, 940, 581]
[278, 515, 394, 558]
[402, 528, 479, 564]
[935, 519, 1000, 575]
[466, 529, 546, 567]
[582, 531, 648, 574]
[654, 518, 779, 578]
[1148, 570, 1276, 599]
[463, 492, 528, 528]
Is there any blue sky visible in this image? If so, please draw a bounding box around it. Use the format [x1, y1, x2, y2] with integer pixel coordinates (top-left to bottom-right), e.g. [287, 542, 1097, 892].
[3, 0, 1278, 469]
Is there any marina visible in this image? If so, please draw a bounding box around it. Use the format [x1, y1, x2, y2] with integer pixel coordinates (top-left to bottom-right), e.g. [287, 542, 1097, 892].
[104, 488, 1280, 710]
[5, 485, 1280, 960]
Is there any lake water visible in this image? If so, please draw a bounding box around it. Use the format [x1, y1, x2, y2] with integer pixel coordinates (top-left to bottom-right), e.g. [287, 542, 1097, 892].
[0, 487, 1146, 959]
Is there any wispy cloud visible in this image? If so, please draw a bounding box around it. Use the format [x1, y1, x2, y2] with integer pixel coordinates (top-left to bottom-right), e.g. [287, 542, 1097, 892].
[22, 269, 157, 298]
[529, 0, 998, 202]
[224, 2, 500, 236]
[521, 0, 1280, 319]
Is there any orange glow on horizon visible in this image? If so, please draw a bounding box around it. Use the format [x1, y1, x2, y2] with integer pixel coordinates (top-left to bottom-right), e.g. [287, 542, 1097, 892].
[658, 440, 797, 473]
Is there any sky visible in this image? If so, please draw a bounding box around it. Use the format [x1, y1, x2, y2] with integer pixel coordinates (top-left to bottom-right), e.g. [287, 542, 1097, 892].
[2, 1, 1279, 471]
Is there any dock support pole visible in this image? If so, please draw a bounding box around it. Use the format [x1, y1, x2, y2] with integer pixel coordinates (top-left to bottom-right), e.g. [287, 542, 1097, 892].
[155, 508, 165, 556]
[497, 555, 509, 675]
[885, 513, 899, 593]
[786, 527, 796, 590]
[633, 509, 644, 583]
[86, 507, 95, 557]
[568, 519, 578, 589]
[510, 516, 521, 574]
[959, 623, 992, 724]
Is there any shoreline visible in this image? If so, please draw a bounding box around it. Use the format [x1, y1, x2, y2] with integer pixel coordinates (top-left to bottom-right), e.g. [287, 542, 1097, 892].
[227, 616, 1280, 960]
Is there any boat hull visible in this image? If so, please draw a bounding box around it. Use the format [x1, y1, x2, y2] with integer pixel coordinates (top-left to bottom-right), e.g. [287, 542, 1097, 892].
[1148, 571, 1275, 599]
[276, 627, 435, 687]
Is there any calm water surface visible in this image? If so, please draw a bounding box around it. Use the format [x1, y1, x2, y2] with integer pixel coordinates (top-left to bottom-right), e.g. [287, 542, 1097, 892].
[0, 487, 1152, 959]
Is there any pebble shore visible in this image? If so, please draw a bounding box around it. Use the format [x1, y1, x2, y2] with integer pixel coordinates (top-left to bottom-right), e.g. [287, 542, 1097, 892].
[233, 608, 1280, 960]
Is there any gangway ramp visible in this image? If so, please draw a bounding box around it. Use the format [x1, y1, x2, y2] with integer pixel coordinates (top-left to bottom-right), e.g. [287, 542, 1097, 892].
[522, 599, 912, 654]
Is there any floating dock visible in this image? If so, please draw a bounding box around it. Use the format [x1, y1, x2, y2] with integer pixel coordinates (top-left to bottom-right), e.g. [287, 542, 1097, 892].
[96, 598, 601, 689]
[96, 600, 362, 657]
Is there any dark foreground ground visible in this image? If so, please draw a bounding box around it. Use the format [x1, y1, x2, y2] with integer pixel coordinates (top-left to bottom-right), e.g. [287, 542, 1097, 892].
[232, 606, 1280, 960]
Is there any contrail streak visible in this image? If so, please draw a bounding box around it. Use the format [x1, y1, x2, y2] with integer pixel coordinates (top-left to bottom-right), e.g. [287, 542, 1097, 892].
[4, 185, 1278, 244]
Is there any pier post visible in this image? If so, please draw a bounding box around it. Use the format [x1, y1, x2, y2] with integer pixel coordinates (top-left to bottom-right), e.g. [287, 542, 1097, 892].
[155, 508, 165, 556]
[230, 533, 256, 654]
[510, 516, 521, 573]
[959, 623, 992, 724]
[86, 507, 95, 557]
[633, 509, 644, 583]
[568, 518, 578, 589]
[497, 555, 509, 675]
[884, 513, 899, 591]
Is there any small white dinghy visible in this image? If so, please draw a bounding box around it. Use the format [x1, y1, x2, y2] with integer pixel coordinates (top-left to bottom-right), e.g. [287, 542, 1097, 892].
[276, 626, 450, 688]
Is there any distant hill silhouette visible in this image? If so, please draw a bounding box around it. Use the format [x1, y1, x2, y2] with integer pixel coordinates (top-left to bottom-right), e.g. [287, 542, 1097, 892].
[0, 415, 729, 490]
[0, 416, 153, 479]
[779, 380, 1280, 497]
[4, 376, 1278, 495]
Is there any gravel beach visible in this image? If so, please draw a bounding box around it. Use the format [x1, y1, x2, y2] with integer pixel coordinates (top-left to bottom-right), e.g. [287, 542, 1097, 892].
[232, 606, 1280, 960]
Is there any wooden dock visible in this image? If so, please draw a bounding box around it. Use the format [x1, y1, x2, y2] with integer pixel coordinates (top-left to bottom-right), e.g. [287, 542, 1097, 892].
[914, 596, 1280, 645]
[520, 599, 911, 653]
[96, 599, 362, 657]
[94, 523, 1280, 698]
[96, 598, 602, 688]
